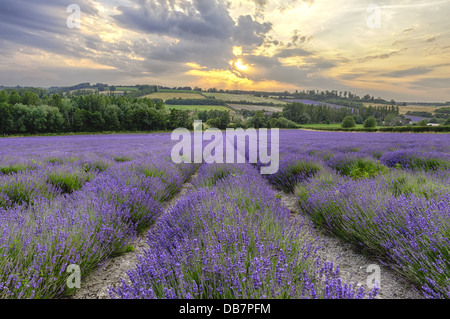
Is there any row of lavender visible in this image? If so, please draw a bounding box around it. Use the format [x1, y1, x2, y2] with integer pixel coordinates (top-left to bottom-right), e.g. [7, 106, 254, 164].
[260, 131, 449, 298]
[0, 134, 197, 298]
[109, 163, 379, 299]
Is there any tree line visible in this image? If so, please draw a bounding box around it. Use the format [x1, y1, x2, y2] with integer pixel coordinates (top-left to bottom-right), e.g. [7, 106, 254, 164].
[0, 91, 185, 134]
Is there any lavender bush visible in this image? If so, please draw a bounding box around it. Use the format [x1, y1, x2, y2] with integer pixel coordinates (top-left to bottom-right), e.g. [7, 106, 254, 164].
[109, 164, 378, 299]
[0, 133, 197, 299]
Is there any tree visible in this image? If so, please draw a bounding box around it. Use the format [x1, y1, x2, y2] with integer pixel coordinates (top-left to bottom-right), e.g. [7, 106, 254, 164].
[353, 114, 364, 124]
[247, 111, 267, 129]
[8, 91, 21, 105]
[363, 116, 377, 128]
[443, 118, 450, 126]
[417, 119, 428, 126]
[22, 91, 40, 106]
[50, 94, 63, 108]
[298, 113, 311, 124]
[383, 114, 396, 126]
[0, 90, 9, 103]
[341, 115, 356, 128]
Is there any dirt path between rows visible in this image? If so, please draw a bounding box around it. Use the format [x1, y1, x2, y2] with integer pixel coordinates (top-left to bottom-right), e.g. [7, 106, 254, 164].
[70, 170, 422, 299]
[277, 190, 422, 299]
[70, 172, 198, 299]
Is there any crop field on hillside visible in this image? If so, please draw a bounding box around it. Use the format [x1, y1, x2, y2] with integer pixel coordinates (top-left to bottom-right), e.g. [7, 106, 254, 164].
[144, 92, 206, 101]
[0, 131, 448, 299]
[202, 92, 288, 104]
[229, 104, 284, 113]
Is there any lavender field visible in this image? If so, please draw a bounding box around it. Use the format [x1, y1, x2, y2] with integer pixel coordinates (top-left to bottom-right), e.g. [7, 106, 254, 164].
[0, 131, 449, 299]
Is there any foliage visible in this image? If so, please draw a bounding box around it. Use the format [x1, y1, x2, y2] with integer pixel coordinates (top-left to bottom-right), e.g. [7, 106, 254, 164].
[341, 115, 356, 128]
[363, 116, 377, 128]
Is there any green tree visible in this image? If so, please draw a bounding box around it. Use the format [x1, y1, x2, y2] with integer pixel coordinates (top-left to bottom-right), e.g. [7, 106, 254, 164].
[417, 119, 428, 126]
[104, 104, 121, 131]
[50, 94, 63, 109]
[0, 102, 13, 134]
[383, 114, 396, 126]
[363, 116, 377, 128]
[22, 91, 40, 106]
[0, 90, 9, 103]
[247, 111, 267, 129]
[8, 91, 21, 105]
[298, 113, 311, 124]
[341, 115, 356, 128]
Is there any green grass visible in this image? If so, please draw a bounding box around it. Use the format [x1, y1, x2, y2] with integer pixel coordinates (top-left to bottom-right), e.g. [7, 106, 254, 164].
[116, 87, 139, 92]
[300, 124, 368, 129]
[0, 165, 28, 175]
[166, 105, 230, 112]
[113, 156, 132, 163]
[83, 161, 110, 173]
[46, 171, 93, 194]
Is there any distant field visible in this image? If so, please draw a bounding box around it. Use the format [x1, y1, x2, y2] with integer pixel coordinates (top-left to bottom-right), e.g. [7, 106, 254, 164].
[203, 92, 288, 105]
[144, 92, 206, 101]
[158, 89, 202, 94]
[166, 105, 230, 112]
[116, 87, 139, 91]
[362, 102, 439, 114]
[229, 104, 283, 113]
[69, 88, 97, 94]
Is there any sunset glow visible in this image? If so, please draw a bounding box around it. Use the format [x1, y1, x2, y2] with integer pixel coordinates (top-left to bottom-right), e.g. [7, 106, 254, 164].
[0, 0, 449, 101]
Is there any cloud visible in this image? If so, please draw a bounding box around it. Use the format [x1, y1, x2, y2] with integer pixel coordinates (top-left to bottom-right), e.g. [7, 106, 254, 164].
[233, 15, 272, 47]
[274, 48, 312, 58]
[381, 67, 433, 78]
[358, 50, 404, 63]
[410, 77, 450, 89]
[113, 0, 235, 41]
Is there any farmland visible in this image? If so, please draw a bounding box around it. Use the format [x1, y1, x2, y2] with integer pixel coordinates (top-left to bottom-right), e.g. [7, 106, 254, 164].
[144, 92, 207, 101]
[229, 104, 284, 113]
[0, 130, 448, 299]
[202, 92, 288, 105]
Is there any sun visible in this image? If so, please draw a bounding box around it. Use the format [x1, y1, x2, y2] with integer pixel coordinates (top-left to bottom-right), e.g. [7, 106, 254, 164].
[234, 59, 249, 71]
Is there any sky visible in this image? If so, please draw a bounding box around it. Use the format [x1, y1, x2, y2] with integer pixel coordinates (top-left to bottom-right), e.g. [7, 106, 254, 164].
[0, 0, 449, 102]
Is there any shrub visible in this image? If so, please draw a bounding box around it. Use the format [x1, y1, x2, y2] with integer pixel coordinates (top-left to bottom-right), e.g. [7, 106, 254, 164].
[341, 115, 356, 128]
[363, 116, 377, 128]
[327, 153, 387, 179]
